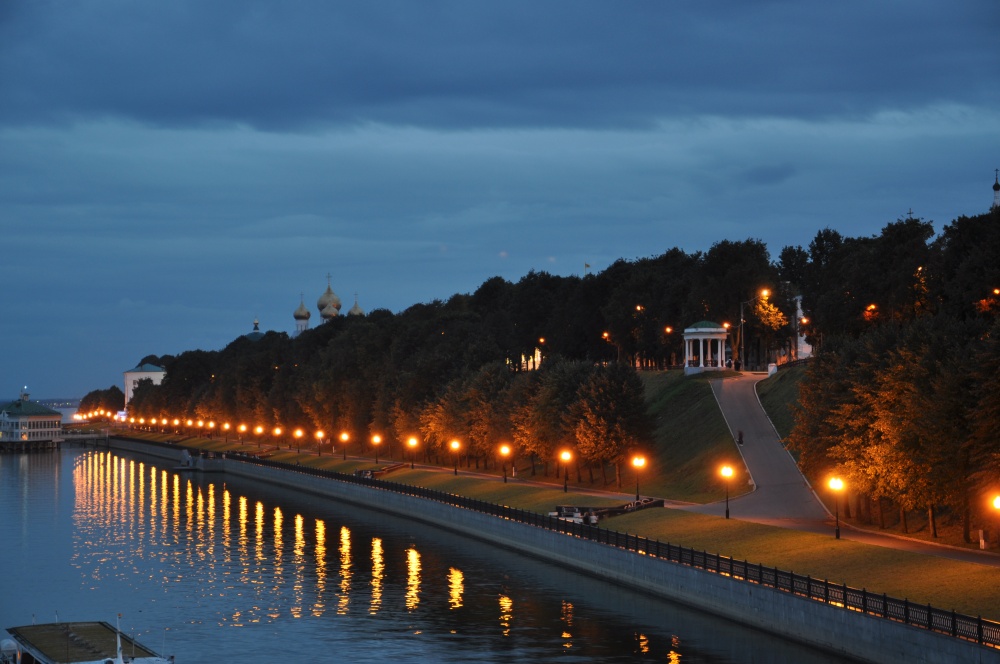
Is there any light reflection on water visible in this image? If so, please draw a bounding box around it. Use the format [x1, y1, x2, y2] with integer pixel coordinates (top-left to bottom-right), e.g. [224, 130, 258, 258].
[0, 449, 853, 663]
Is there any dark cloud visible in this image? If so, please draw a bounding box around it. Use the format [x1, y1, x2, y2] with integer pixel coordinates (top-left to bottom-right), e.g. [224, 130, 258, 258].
[2, 2, 997, 131]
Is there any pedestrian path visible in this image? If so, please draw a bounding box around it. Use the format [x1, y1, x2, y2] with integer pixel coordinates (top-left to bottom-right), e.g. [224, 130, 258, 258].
[681, 372, 1000, 567]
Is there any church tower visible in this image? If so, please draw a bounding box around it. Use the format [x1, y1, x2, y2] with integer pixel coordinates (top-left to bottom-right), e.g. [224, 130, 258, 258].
[992, 169, 999, 211]
[293, 293, 311, 336]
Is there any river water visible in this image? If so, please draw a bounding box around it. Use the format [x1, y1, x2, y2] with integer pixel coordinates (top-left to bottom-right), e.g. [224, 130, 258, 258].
[0, 449, 850, 663]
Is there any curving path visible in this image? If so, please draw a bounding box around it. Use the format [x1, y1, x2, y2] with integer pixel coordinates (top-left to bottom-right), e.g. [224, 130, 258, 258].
[681, 373, 827, 526]
[682, 372, 1000, 567]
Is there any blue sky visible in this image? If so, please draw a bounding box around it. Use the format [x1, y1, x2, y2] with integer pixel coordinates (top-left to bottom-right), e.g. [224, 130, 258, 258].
[2, 1, 998, 398]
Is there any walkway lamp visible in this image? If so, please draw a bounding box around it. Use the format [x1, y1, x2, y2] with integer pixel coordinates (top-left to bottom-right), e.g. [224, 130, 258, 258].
[255, 425, 264, 449]
[340, 432, 350, 460]
[721, 465, 734, 519]
[315, 430, 325, 456]
[294, 428, 304, 453]
[407, 437, 418, 469]
[829, 477, 844, 539]
[372, 434, 382, 464]
[500, 444, 511, 483]
[993, 495, 1000, 548]
[450, 440, 461, 475]
[632, 455, 646, 502]
[238, 424, 247, 444]
[223, 423, 231, 442]
[559, 450, 572, 493]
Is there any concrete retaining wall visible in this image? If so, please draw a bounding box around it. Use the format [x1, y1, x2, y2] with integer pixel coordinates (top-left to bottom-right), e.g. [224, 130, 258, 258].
[109, 439, 999, 664]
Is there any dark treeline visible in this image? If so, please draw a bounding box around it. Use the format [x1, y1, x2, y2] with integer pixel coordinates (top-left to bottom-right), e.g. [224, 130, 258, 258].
[787, 209, 1000, 541]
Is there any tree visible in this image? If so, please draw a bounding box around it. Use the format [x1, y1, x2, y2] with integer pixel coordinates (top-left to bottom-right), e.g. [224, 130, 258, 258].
[570, 363, 651, 487]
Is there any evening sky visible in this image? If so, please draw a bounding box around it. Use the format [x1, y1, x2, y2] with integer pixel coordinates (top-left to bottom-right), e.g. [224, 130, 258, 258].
[2, 1, 998, 398]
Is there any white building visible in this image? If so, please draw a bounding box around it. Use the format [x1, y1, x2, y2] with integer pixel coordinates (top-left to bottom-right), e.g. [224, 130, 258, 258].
[0, 388, 62, 443]
[124, 363, 166, 406]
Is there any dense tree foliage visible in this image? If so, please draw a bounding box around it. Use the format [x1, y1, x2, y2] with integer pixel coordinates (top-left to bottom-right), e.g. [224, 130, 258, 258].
[79, 385, 126, 416]
[787, 209, 1000, 540]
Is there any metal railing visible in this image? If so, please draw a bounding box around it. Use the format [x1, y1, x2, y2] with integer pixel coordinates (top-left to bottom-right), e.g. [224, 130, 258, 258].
[119, 438, 1000, 650]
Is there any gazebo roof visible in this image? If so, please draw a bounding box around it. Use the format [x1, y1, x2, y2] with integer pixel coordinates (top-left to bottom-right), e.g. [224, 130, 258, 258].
[683, 320, 728, 333]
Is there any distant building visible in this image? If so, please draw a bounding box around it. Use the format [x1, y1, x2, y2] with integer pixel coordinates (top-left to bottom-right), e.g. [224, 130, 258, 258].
[123, 363, 166, 406]
[0, 388, 62, 443]
[993, 169, 999, 211]
[301, 275, 365, 330]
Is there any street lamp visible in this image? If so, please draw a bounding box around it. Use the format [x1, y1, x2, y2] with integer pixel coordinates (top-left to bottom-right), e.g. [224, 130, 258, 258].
[294, 428, 304, 453]
[407, 436, 418, 469]
[829, 477, 844, 539]
[559, 450, 572, 493]
[255, 425, 264, 449]
[371, 434, 382, 464]
[721, 465, 734, 519]
[450, 439, 461, 475]
[739, 288, 770, 371]
[223, 422, 231, 442]
[316, 430, 325, 456]
[340, 432, 350, 460]
[992, 495, 1000, 548]
[631, 455, 646, 502]
[500, 444, 511, 483]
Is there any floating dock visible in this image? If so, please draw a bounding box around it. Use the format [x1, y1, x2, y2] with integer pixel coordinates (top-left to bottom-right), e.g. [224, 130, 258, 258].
[3, 621, 172, 664]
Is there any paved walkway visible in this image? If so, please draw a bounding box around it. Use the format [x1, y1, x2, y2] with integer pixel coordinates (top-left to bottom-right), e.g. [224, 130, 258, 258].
[681, 372, 1000, 567]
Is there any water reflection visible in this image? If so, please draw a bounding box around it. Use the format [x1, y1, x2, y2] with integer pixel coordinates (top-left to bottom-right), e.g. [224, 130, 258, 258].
[0, 450, 851, 664]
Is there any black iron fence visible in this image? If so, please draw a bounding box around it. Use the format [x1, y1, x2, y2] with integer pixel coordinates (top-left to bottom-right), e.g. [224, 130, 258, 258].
[120, 438, 1000, 650]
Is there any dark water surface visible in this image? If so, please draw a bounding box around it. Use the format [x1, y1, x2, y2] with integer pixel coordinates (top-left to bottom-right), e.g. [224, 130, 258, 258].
[0, 449, 850, 663]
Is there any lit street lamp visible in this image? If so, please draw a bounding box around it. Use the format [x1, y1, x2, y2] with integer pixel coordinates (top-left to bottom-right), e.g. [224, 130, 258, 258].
[829, 477, 844, 539]
[993, 495, 1000, 548]
[372, 434, 382, 464]
[500, 444, 511, 483]
[632, 455, 646, 502]
[721, 465, 734, 519]
[559, 450, 572, 493]
[450, 440, 461, 475]
[315, 430, 325, 456]
[407, 437, 418, 469]
[294, 428, 304, 453]
[340, 432, 350, 460]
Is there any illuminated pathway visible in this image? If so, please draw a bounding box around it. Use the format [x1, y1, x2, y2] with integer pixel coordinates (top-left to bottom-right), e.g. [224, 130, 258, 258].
[683, 372, 1000, 568]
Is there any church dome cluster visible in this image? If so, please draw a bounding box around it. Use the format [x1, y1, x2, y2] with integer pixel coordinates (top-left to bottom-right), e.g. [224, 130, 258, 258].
[293, 275, 365, 336]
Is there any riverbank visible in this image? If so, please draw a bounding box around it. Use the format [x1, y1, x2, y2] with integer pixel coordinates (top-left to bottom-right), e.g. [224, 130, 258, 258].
[108, 436, 1000, 663]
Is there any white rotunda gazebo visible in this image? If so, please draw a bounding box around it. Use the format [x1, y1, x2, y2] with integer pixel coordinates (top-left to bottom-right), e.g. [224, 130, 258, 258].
[683, 321, 730, 375]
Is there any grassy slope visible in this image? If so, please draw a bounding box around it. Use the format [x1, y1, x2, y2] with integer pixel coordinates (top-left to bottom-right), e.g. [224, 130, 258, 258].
[640, 371, 745, 502]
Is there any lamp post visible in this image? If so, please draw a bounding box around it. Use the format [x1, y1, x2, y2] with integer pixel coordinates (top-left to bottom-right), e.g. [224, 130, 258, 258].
[739, 288, 770, 371]
[631, 455, 646, 502]
[293, 428, 304, 453]
[223, 423, 230, 442]
[254, 425, 264, 449]
[372, 434, 382, 464]
[500, 444, 511, 483]
[407, 437, 418, 469]
[450, 440, 461, 475]
[340, 432, 349, 460]
[721, 465, 734, 519]
[316, 430, 325, 456]
[273, 427, 283, 450]
[560, 450, 572, 493]
[829, 477, 844, 539]
[993, 495, 1000, 549]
